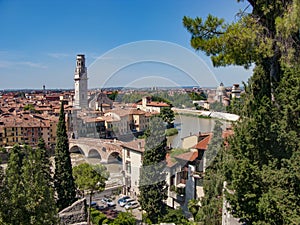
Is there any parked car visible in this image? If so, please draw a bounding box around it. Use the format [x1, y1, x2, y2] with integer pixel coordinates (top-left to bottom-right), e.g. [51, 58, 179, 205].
[96, 205, 107, 211]
[87, 201, 97, 208]
[101, 197, 116, 207]
[125, 201, 139, 210]
[120, 198, 134, 207]
[117, 196, 130, 205]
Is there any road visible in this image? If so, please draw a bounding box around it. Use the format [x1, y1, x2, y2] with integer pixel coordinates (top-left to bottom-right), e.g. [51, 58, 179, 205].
[86, 189, 142, 222]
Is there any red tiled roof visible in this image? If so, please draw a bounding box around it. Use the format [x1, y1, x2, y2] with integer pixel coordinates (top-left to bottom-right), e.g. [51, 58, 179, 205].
[136, 100, 170, 107]
[166, 153, 177, 167]
[121, 139, 145, 153]
[193, 134, 212, 150]
[146, 101, 169, 107]
[174, 151, 198, 162]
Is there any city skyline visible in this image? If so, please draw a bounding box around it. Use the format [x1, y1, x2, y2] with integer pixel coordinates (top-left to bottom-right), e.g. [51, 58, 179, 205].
[0, 0, 253, 90]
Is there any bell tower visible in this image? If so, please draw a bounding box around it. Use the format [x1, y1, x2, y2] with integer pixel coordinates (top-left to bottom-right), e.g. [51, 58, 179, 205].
[74, 54, 88, 109]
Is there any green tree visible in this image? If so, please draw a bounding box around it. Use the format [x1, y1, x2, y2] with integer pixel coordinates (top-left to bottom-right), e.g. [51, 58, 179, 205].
[204, 120, 223, 168]
[73, 163, 109, 225]
[37, 137, 52, 184]
[24, 104, 36, 112]
[159, 208, 191, 225]
[188, 199, 200, 220]
[184, 1, 300, 224]
[1, 144, 58, 225]
[0, 163, 5, 224]
[159, 107, 175, 128]
[90, 208, 107, 225]
[188, 91, 207, 101]
[194, 121, 224, 225]
[112, 212, 136, 225]
[1, 144, 27, 224]
[108, 91, 118, 101]
[139, 116, 168, 224]
[21, 145, 58, 224]
[54, 102, 76, 211]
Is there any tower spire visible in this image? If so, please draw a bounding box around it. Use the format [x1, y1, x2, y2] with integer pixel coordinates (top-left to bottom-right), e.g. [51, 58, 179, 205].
[74, 54, 88, 109]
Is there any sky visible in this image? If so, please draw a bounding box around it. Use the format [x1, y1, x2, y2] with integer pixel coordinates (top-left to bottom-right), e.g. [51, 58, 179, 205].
[0, 0, 253, 90]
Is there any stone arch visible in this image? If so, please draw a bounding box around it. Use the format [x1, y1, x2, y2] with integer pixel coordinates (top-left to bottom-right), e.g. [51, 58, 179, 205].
[70, 145, 85, 156]
[87, 149, 102, 159]
[107, 151, 122, 163]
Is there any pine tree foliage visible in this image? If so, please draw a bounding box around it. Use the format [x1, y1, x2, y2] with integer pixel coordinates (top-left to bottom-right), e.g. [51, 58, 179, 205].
[204, 120, 223, 168]
[184, 1, 300, 224]
[1, 145, 27, 224]
[0, 163, 4, 224]
[139, 116, 168, 224]
[54, 102, 76, 211]
[111, 212, 136, 225]
[195, 121, 224, 225]
[73, 163, 109, 225]
[159, 107, 175, 128]
[37, 137, 52, 184]
[0, 144, 58, 224]
[183, 0, 300, 87]
[21, 145, 58, 224]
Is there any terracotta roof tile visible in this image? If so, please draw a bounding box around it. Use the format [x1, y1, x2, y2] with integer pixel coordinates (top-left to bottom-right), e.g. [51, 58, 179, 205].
[193, 133, 212, 150]
[174, 151, 198, 162]
[121, 139, 145, 153]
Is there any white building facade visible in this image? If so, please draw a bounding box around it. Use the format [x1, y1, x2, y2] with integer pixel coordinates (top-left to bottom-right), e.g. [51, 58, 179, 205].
[74, 54, 88, 109]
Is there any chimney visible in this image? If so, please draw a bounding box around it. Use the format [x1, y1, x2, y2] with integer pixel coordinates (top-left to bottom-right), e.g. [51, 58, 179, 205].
[138, 141, 141, 149]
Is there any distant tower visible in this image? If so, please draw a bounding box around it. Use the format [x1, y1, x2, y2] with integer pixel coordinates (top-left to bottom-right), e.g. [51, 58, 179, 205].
[231, 84, 241, 99]
[216, 82, 226, 103]
[43, 85, 46, 96]
[74, 54, 88, 108]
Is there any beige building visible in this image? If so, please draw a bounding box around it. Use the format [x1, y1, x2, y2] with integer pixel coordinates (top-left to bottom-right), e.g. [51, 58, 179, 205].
[128, 109, 151, 132]
[136, 97, 170, 113]
[104, 109, 130, 137]
[0, 113, 58, 149]
[121, 139, 145, 197]
[121, 132, 213, 210]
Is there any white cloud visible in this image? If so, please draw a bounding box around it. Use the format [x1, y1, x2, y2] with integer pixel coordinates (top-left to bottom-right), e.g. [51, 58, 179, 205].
[47, 52, 71, 59]
[18, 61, 47, 69]
[0, 60, 47, 69]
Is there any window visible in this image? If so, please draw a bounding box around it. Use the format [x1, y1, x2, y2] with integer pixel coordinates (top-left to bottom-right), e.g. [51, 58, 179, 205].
[127, 149, 130, 158]
[126, 161, 131, 174]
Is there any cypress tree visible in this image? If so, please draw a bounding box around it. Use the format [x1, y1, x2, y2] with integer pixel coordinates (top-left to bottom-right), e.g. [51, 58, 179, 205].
[1, 144, 27, 224]
[54, 102, 76, 211]
[139, 116, 167, 224]
[37, 137, 52, 183]
[1, 144, 58, 224]
[22, 145, 58, 224]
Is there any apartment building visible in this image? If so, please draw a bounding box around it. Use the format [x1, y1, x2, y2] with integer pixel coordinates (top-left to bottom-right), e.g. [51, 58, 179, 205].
[0, 113, 58, 149]
[121, 139, 145, 197]
[121, 132, 215, 210]
[136, 96, 170, 113]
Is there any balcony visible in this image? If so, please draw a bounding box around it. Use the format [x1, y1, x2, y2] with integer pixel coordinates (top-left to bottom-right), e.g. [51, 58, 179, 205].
[191, 171, 204, 179]
[169, 185, 185, 202]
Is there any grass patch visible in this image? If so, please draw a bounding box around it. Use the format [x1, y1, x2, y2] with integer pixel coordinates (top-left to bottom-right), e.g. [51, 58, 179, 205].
[165, 128, 178, 136]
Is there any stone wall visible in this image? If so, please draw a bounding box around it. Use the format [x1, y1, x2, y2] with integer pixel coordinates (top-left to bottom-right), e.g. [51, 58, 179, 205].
[59, 198, 87, 225]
